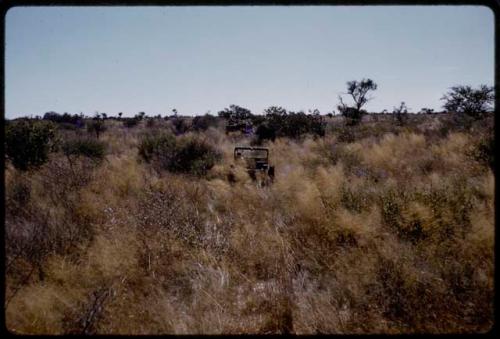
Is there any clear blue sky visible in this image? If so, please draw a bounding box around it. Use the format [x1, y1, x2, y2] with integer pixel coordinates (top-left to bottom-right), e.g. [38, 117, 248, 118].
[5, 5, 494, 118]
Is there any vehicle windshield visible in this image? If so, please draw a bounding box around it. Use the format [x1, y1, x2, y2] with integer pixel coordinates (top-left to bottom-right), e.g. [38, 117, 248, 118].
[235, 148, 268, 159]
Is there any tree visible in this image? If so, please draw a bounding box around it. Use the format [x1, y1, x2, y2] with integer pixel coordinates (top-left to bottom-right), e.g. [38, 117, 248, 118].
[338, 78, 377, 125]
[217, 105, 253, 122]
[419, 108, 434, 114]
[441, 84, 494, 119]
[118, 112, 123, 119]
[263, 106, 287, 127]
[43, 111, 80, 124]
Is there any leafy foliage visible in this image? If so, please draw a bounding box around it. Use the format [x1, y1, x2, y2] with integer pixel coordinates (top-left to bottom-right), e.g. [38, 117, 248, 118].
[254, 106, 326, 142]
[138, 133, 222, 176]
[192, 114, 218, 131]
[441, 85, 494, 119]
[61, 138, 106, 163]
[218, 105, 253, 124]
[338, 78, 377, 125]
[43, 111, 84, 126]
[5, 120, 56, 171]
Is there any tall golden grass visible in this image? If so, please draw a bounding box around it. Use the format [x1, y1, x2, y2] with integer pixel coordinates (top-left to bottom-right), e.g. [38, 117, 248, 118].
[5, 114, 494, 334]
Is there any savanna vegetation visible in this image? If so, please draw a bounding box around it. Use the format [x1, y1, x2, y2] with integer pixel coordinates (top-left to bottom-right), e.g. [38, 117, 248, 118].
[4, 83, 495, 334]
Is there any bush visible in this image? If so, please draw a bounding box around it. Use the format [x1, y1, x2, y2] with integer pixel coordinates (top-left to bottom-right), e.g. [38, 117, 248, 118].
[5, 120, 56, 171]
[61, 138, 106, 163]
[472, 136, 494, 170]
[172, 117, 189, 135]
[170, 137, 222, 176]
[86, 119, 107, 138]
[43, 111, 83, 125]
[138, 133, 221, 176]
[123, 117, 140, 128]
[146, 118, 156, 128]
[340, 107, 367, 126]
[393, 102, 409, 126]
[6, 174, 31, 217]
[138, 133, 176, 163]
[255, 107, 326, 141]
[192, 114, 218, 131]
[255, 123, 277, 143]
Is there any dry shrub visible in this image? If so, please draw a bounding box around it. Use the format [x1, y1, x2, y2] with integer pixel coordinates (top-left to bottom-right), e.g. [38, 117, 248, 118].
[5, 114, 494, 334]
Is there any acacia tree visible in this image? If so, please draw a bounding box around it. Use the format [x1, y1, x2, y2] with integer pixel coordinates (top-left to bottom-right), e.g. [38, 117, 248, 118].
[338, 78, 378, 125]
[441, 84, 494, 119]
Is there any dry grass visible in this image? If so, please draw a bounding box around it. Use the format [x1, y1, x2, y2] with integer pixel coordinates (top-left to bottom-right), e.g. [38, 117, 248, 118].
[4, 114, 494, 334]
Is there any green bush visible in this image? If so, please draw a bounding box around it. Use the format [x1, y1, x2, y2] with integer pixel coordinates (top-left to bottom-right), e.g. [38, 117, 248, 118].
[255, 107, 326, 141]
[138, 133, 221, 176]
[138, 133, 176, 163]
[5, 120, 56, 171]
[170, 137, 222, 176]
[61, 138, 106, 163]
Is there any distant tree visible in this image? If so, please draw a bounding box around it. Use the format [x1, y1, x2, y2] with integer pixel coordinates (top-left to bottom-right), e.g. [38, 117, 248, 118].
[441, 84, 494, 119]
[87, 114, 107, 138]
[218, 105, 253, 122]
[101, 113, 107, 120]
[263, 106, 287, 127]
[138, 112, 146, 120]
[43, 111, 80, 124]
[338, 78, 377, 126]
[419, 108, 434, 114]
[392, 101, 409, 125]
[118, 112, 123, 119]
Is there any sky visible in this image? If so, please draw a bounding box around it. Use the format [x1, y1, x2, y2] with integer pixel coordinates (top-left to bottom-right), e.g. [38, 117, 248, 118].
[5, 5, 494, 118]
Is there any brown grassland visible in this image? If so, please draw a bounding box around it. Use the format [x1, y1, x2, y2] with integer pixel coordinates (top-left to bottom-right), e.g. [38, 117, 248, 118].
[4, 113, 494, 334]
